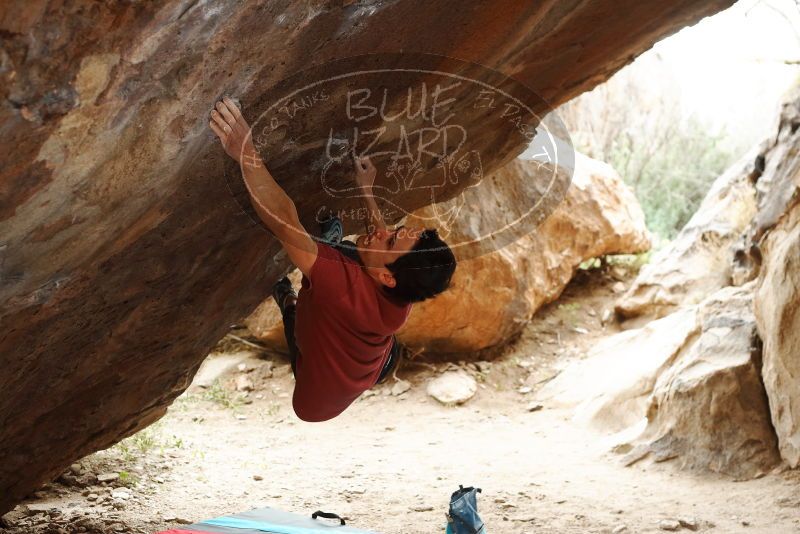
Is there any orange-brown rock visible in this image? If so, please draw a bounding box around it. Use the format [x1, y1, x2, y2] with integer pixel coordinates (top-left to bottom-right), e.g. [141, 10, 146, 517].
[0, 0, 735, 514]
[398, 153, 650, 352]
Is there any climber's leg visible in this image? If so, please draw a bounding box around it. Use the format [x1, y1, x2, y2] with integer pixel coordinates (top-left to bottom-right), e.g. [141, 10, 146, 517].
[272, 276, 299, 376]
[375, 335, 402, 385]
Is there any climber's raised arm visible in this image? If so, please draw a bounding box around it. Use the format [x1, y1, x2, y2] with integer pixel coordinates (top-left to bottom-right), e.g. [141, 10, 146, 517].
[353, 154, 387, 234]
[209, 97, 317, 275]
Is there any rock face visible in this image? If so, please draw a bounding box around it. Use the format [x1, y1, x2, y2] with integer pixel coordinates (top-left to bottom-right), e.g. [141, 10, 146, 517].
[540, 284, 780, 478]
[399, 152, 650, 352]
[756, 203, 800, 466]
[0, 0, 735, 514]
[752, 90, 800, 466]
[245, 153, 650, 353]
[541, 86, 800, 478]
[612, 87, 800, 471]
[536, 307, 698, 433]
[623, 284, 779, 478]
[615, 146, 760, 323]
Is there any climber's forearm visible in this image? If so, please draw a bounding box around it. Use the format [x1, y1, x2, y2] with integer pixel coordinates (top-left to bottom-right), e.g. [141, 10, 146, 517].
[240, 150, 298, 237]
[240, 150, 317, 275]
[360, 187, 386, 233]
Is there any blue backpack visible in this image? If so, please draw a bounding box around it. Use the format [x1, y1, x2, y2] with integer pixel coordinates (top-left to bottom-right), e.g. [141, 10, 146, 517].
[445, 485, 486, 534]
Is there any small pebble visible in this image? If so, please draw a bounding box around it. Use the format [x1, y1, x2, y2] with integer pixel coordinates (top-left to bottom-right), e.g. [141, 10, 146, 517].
[409, 505, 434, 512]
[658, 519, 681, 531]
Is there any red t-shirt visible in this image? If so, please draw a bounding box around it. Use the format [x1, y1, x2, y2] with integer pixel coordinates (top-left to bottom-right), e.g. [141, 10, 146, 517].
[292, 243, 412, 422]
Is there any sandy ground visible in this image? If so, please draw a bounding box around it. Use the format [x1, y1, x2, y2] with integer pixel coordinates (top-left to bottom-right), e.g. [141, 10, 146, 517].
[4, 269, 800, 534]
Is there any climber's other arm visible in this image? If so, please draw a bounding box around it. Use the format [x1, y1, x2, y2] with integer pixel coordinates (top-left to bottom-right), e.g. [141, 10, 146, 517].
[209, 97, 317, 275]
[353, 154, 387, 233]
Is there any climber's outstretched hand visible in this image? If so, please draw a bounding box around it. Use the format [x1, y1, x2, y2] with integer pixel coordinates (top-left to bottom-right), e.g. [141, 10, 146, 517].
[354, 154, 377, 190]
[209, 96, 258, 166]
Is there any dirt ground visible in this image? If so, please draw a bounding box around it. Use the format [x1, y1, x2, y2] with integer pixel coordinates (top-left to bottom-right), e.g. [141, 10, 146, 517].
[4, 267, 800, 534]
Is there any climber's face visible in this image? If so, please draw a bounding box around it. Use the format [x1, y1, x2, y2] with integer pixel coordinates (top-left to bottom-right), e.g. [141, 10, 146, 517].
[356, 225, 422, 287]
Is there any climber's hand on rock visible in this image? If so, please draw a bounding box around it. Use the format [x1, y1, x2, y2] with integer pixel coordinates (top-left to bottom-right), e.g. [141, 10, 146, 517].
[209, 97, 260, 167]
[354, 154, 377, 190]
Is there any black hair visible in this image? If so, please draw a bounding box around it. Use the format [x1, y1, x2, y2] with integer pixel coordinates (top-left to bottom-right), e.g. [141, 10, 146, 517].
[383, 228, 456, 304]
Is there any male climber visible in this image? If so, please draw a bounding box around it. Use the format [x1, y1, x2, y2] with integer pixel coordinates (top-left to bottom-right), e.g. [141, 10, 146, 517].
[209, 97, 456, 422]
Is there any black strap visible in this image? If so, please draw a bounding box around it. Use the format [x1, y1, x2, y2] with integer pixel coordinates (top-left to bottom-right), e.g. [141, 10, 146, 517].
[312, 511, 346, 526]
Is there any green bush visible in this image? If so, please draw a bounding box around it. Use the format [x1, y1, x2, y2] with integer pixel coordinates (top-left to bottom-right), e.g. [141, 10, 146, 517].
[557, 51, 744, 240]
[605, 116, 735, 238]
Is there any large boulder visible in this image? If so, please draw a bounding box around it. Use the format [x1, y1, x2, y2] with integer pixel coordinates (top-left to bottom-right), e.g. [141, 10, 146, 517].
[245, 152, 650, 353]
[398, 152, 650, 352]
[540, 284, 780, 479]
[697, 85, 800, 469]
[536, 307, 697, 433]
[756, 203, 800, 467]
[622, 284, 779, 478]
[616, 84, 800, 325]
[615, 146, 760, 323]
[611, 84, 800, 470]
[0, 0, 736, 514]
